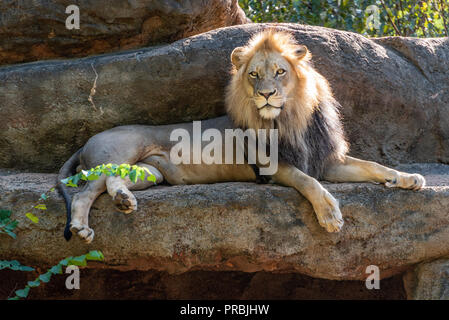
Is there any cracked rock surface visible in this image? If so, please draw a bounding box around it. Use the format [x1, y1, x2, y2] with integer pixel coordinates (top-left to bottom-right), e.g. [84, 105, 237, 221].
[1, 164, 448, 281]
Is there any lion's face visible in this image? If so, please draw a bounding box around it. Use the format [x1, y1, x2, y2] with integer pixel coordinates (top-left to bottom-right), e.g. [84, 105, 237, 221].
[245, 50, 294, 119]
[226, 30, 347, 166]
[230, 33, 309, 120]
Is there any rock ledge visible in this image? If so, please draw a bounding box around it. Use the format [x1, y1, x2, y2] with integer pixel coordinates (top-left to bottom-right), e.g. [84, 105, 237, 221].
[1, 163, 448, 280]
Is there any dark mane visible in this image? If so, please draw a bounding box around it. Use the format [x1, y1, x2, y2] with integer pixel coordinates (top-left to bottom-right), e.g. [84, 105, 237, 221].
[225, 30, 349, 179]
[275, 100, 348, 179]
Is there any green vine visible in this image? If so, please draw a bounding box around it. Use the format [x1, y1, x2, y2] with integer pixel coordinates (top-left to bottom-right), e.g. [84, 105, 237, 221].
[0, 209, 18, 239]
[7, 250, 104, 300]
[1, 163, 153, 299]
[0, 260, 34, 272]
[24, 188, 56, 224]
[61, 163, 156, 187]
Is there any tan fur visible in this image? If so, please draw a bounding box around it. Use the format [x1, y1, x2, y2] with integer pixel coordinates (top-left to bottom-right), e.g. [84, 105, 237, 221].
[226, 30, 348, 162]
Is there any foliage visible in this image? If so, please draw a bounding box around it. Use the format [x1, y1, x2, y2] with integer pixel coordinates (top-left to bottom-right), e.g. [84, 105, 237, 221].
[61, 163, 156, 187]
[0, 209, 18, 239]
[1, 206, 105, 300]
[8, 250, 104, 300]
[24, 188, 55, 224]
[0, 260, 34, 272]
[239, 0, 449, 37]
[2, 163, 148, 299]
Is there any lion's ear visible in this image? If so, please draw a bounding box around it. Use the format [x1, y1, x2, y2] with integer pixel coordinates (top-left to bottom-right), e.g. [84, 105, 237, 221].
[294, 45, 309, 60]
[231, 46, 246, 69]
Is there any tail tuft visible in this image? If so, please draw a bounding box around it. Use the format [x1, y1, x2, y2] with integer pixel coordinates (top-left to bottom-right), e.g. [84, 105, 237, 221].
[64, 226, 72, 241]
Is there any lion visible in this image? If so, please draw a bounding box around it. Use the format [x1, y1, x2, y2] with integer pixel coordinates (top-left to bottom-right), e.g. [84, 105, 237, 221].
[58, 30, 425, 243]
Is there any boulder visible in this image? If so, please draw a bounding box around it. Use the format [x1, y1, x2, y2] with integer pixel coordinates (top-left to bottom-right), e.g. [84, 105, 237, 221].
[1, 163, 448, 281]
[403, 259, 449, 299]
[0, 0, 248, 65]
[1, 23, 448, 172]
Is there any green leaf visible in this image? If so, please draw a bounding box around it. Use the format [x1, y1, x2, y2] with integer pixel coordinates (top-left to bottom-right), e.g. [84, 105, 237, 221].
[129, 169, 137, 183]
[0, 209, 12, 220]
[104, 169, 113, 176]
[38, 272, 52, 283]
[87, 174, 100, 181]
[59, 257, 71, 266]
[0, 260, 34, 271]
[50, 264, 63, 275]
[3, 261, 14, 270]
[27, 280, 41, 288]
[68, 255, 87, 267]
[138, 168, 146, 181]
[18, 265, 35, 272]
[34, 204, 47, 211]
[72, 174, 81, 185]
[6, 219, 18, 231]
[148, 174, 157, 183]
[86, 250, 104, 261]
[4, 229, 16, 239]
[15, 286, 30, 298]
[63, 174, 81, 187]
[0, 260, 15, 270]
[26, 213, 39, 224]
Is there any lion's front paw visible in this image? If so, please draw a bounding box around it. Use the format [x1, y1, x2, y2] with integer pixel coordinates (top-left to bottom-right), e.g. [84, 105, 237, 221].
[113, 189, 137, 214]
[385, 172, 426, 191]
[70, 220, 95, 244]
[313, 190, 344, 233]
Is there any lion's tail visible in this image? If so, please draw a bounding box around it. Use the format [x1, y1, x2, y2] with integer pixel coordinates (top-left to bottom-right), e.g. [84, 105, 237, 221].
[57, 148, 83, 241]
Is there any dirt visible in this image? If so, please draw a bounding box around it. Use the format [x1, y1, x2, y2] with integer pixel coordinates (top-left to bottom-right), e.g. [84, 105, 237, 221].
[0, 269, 406, 300]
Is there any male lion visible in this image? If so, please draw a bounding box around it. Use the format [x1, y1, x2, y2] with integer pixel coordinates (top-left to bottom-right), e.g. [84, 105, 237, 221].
[58, 30, 425, 243]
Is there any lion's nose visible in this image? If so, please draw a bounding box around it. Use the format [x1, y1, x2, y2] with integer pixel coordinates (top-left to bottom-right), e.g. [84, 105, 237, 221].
[258, 89, 277, 99]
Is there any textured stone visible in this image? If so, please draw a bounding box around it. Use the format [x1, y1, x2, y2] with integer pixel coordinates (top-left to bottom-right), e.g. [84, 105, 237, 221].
[403, 259, 449, 300]
[1, 24, 448, 172]
[0, 164, 448, 281]
[0, 0, 248, 65]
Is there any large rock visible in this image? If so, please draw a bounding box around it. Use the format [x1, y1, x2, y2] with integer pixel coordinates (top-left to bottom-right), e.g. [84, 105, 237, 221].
[1, 24, 448, 172]
[0, 0, 248, 65]
[403, 259, 449, 299]
[1, 163, 448, 281]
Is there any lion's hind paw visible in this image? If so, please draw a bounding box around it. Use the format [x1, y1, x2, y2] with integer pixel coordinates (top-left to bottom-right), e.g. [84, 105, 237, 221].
[113, 189, 137, 214]
[70, 221, 95, 244]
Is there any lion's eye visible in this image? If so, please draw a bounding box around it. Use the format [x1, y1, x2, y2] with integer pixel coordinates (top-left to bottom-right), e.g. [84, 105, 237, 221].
[276, 69, 286, 76]
[249, 71, 258, 78]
